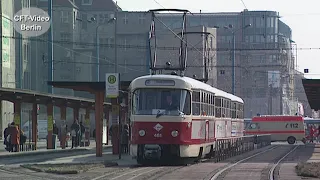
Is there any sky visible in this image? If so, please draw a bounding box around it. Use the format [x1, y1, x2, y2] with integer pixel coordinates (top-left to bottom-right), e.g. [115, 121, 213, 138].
[116, 0, 320, 79]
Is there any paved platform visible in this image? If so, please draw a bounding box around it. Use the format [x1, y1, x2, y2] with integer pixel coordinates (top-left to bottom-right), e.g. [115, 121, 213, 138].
[36, 151, 134, 166]
[0, 139, 112, 158]
[279, 144, 320, 180]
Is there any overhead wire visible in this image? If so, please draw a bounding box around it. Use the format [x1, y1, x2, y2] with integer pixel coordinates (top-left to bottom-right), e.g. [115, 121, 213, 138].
[151, 0, 203, 68]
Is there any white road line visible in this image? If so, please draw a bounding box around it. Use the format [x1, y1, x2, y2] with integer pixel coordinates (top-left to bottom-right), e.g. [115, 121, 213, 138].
[210, 146, 278, 180]
[269, 145, 299, 180]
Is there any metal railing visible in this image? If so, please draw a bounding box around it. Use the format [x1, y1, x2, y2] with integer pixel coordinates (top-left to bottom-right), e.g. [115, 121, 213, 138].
[213, 134, 271, 162]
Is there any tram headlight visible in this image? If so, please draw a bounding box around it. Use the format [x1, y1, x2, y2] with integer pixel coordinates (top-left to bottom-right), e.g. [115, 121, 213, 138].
[139, 130, 146, 136]
[171, 130, 179, 137]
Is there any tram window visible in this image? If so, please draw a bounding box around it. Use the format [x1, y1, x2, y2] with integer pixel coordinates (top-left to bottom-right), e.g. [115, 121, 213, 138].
[132, 88, 191, 115]
[192, 102, 200, 115]
[221, 107, 225, 117]
[231, 102, 236, 110]
[201, 92, 204, 103]
[192, 90, 200, 115]
[183, 91, 191, 115]
[201, 103, 205, 116]
[212, 95, 215, 105]
[192, 91, 200, 102]
[205, 93, 209, 116]
[215, 97, 221, 107]
[212, 104, 215, 116]
[215, 107, 221, 117]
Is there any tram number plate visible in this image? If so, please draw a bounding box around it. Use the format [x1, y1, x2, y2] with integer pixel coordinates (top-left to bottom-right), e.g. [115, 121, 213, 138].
[154, 133, 162, 138]
[285, 123, 298, 128]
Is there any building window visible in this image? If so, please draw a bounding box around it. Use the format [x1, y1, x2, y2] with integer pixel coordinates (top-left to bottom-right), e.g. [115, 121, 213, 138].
[23, 43, 28, 61]
[138, 14, 146, 24]
[99, 14, 105, 24]
[82, 0, 92, 5]
[124, 59, 128, 73]
[60, 33, 71, 41]
[249, 17, 254, 26]
[255, 17, 264, 28]
[81, 14, 87, 30]
[22, 0, 30, 8]
[61, 11, 69, 23]
[123, 38, 127, 51]
[123, 14, 128, 24]
[270, 17, 274, 28]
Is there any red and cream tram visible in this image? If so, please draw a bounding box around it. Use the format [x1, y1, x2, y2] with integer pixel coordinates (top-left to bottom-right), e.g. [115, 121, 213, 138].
[129, 74, 244, 164]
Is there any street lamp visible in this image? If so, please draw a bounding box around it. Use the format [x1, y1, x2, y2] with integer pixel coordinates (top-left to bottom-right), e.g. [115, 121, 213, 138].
[224, 24, 251, 95]
[94, 17, 116, 82]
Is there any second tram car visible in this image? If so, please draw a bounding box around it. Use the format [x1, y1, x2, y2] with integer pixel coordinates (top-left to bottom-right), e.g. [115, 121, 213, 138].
[129, 74, 244, 164]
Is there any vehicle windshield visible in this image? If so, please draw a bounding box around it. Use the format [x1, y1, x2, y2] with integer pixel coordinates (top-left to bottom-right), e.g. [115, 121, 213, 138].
[132, 88, 191, 116]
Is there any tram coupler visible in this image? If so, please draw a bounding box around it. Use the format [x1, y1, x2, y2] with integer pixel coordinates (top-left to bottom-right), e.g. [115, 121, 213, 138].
[143, 144, 162, 159]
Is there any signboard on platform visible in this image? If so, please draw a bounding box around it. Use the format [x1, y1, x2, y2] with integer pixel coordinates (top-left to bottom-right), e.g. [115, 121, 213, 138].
[105, 73, 119, 98]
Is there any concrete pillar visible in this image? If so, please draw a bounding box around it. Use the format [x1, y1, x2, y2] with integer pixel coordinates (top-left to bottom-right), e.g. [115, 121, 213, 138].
[32, 103, 38, 149]
[60, 106, 66, 149]
[84, 108, 90, 146]
[95, 91, 104, 157]
[111, 98, 119, 155]
[47, 103, 53, 149]
[13, 101, 21, 129]
[73, 107, 79, 122]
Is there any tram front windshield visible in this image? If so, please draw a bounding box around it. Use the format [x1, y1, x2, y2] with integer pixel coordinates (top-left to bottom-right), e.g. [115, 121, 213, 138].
[132, 88, 191, 116]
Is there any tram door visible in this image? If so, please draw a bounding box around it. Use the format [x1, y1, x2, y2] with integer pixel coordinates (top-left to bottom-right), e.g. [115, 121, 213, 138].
[205, 120, 209, 141]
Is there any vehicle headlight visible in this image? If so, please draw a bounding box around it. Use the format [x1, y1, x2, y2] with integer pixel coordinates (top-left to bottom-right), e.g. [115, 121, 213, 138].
[171, 130, 179, 137]
[139, 130, 146, 136]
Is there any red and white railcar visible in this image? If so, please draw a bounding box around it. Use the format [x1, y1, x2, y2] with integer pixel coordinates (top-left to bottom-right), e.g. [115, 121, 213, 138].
[129, 74, 244, 164]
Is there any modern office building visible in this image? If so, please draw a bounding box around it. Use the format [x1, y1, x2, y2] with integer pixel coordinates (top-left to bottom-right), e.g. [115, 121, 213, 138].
[155, 10, 306, 117]
[0, 0, 19, 138]
[24, 1, 309, 123]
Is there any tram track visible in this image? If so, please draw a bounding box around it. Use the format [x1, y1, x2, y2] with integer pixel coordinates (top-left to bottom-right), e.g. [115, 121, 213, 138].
[210, 145, 300, 180]
[90, 165, 185, 180]
[0, 165, 58, 180]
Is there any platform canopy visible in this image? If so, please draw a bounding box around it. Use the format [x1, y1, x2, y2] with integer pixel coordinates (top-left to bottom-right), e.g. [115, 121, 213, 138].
[302, 79, 320, 110]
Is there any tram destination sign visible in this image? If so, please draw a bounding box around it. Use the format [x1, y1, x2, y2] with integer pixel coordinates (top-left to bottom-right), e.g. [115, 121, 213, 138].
[145, 79, 175, 86]
[105, 73, 119, 98]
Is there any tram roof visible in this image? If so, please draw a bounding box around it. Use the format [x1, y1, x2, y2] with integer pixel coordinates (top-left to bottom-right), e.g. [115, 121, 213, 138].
[132, 75, 244, 103]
